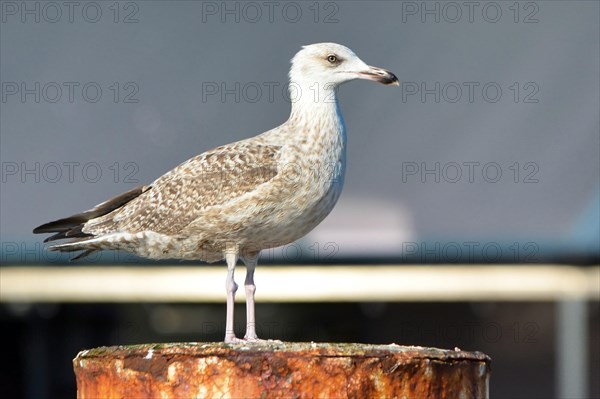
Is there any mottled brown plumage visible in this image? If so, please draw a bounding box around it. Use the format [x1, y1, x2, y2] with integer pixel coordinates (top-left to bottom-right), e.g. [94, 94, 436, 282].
[88, 143, 280, 236]
[33, 43, 399, 342]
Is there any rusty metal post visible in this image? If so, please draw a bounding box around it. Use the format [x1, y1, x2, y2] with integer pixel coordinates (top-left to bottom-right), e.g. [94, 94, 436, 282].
[74, 342, 491, 398]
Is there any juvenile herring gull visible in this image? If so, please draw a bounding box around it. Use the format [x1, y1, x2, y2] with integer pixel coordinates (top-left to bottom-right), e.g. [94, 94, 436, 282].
[33, 43, 399, 343]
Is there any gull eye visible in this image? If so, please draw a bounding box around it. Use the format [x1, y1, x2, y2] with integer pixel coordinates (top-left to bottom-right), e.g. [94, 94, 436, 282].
[327, 54, 338, 64]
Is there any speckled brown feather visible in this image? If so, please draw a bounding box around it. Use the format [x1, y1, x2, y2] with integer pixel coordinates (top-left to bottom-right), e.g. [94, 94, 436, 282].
[33, 42, 398, 265]
[84, 142, 281, 236]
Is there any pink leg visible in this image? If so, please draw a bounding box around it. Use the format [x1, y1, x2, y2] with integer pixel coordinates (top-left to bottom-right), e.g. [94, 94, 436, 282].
[241, 253, 260, 341]
[224, 251, 242, 343]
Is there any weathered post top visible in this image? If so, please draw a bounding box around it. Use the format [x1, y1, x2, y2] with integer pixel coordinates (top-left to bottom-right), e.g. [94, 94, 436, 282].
[74, 342, 491, 398]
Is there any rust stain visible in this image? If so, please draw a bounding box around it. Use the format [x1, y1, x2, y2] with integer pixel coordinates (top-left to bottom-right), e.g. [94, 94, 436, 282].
[74, 342, 491, 399]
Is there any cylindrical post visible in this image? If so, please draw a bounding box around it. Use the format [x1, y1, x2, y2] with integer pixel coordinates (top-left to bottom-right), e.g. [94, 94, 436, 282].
[74, 342, 491, 398]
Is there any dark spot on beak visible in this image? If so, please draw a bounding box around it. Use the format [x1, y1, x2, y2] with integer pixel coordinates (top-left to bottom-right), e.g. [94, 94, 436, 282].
[378, 71, 399, 86]
[359, 68, 400, 86]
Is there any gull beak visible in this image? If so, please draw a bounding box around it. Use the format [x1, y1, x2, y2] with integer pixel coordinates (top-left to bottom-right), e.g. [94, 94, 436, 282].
[357, 66, 399, 86]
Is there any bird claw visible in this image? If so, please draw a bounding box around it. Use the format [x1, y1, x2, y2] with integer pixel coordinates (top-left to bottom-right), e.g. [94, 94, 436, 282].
[244, 336, 269, 344]
[224, 334, 278, 344]
[224, 334, 245, 344]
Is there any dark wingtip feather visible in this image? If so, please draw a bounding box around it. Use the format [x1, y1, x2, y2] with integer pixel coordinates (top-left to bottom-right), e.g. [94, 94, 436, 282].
[42, 226, 93, 243]
[45, 245, 97, 261]
[33, 216, 88, 234]
[33, 185, 150, 236]
[70, 249, 97, 261]
[34, 185, 150, 261]
[43, 231, 67, 243]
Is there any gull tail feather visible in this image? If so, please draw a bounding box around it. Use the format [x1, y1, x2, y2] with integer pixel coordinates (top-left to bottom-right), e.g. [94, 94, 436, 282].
[47, 234, 126, 261]
[33, 185, 150, 261]
[33, 185, 149, 236]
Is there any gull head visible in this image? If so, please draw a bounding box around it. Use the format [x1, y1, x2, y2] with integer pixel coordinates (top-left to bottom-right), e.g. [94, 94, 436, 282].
[289, 43, 399, 89]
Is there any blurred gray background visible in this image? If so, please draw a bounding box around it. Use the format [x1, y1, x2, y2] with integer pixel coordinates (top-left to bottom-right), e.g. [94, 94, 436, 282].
[1, 0, 598, 263]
